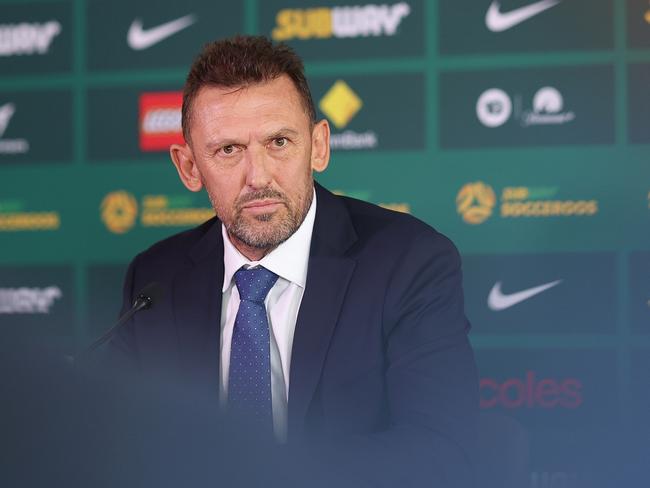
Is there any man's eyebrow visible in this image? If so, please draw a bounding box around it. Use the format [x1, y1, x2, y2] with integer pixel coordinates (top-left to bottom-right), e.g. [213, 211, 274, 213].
[268, 127, 300, 139]
[205, 138, 241, 151]
[204, 128, 301, 151]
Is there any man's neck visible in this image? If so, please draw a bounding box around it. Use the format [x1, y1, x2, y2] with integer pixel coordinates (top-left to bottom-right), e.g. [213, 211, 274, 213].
[227, 233, 275, 262]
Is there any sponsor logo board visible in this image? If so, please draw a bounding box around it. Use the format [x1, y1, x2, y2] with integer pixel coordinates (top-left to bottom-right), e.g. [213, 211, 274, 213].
[0, 91, 72, 164]
[475, 86, 575, 128]
[439, 0, 613, 55]
[463, 253, 617, 333]
[260, 0, 424, 60]
[456, 181, 599, 225]
[0, 286, 62, 314]
[100, 190, 214, 234]
[311, 74, 425, 151]
[88, 86, 181, 161]
[0, 266, 74, 337]
[86, 1, 243, 71]
[440, 66, 614, 148]
[476, 349, 617, 420]
[476, 348, 619, 475]
[127, 14, 197, 51]
[90, 74, 424, 159]
[0, 2, 72, 75]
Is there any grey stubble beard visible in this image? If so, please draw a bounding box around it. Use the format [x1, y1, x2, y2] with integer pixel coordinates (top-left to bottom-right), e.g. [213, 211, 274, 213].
[206, 183, 313, 250]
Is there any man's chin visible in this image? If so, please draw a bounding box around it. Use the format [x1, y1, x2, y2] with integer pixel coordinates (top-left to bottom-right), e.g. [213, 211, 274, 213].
[251, 212, 275, 223]
[229, 215, 294, 250]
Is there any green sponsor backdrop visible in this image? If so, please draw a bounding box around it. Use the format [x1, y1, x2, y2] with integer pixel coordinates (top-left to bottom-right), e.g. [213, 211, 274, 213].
[1, 0, 649, 484]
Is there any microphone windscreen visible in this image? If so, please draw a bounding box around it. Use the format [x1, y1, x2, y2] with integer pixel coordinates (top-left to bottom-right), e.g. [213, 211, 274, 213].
[137, 282, 165, 308]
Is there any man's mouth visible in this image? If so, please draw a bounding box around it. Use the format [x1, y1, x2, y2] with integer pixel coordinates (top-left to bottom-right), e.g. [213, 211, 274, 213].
[241, 200, 284, 213]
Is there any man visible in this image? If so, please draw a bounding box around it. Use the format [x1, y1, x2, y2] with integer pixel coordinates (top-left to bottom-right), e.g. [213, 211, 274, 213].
[110, 36, 478, 487]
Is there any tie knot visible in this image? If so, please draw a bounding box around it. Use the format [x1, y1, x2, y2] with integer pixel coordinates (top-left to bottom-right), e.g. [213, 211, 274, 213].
[234, 266, 279, 303]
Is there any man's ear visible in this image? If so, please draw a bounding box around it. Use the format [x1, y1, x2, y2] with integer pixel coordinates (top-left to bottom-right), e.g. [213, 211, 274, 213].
[170, 143, 203, 192]
[311, 119, 330, 173]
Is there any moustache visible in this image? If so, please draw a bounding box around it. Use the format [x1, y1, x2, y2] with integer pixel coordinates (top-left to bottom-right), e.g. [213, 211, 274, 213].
[235, 188, 288, 209]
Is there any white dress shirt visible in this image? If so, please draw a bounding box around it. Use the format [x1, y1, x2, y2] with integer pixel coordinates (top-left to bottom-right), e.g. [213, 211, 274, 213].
[219, 190, 316, 441]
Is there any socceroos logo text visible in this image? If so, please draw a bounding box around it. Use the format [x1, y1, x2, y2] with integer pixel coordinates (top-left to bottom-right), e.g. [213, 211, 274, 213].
[457, 182, 598, 225]
[272, 3, 410, 41]
[319, 80, 377, 150]
[101, 191, 214, 234]
[0, 198, 59, 232]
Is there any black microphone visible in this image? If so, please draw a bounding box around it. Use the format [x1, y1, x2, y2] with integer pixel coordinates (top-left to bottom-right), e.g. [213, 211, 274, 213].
[84, 282, 164, 354]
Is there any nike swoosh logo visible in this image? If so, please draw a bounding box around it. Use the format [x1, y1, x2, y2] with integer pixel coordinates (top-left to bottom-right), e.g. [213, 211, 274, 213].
[485, 0, 561, 32]
[0, 103, 16, 138]
[487, 280, 562, 311]
[127, 14, 196, 51]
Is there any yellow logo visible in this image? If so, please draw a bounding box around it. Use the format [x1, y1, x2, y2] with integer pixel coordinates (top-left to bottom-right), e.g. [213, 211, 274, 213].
[0, 199, 59, 231]
[101, 191, 138, 234]
[271, 4, 411, 41]
[456, 182, 496, 225]
[319, 80, 363, 129]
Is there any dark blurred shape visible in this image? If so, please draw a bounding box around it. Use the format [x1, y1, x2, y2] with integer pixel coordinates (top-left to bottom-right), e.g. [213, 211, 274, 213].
[476, 412, 530, 488]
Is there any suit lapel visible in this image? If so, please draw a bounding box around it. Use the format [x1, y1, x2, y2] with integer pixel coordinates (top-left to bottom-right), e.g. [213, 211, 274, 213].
[173, 219, 224, 393]
[288, 184, 357, 438]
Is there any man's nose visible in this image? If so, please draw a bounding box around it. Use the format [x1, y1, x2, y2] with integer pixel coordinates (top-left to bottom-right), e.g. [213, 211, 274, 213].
[245, 146, 273, 189]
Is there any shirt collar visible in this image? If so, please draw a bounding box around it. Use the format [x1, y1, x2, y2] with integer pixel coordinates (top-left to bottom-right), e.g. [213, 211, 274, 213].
[222, 188, 317, 292]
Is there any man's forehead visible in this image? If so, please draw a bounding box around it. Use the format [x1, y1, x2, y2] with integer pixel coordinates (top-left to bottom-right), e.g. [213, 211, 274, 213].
[194, 75, 302, 110]
[189, 76, 311, 141]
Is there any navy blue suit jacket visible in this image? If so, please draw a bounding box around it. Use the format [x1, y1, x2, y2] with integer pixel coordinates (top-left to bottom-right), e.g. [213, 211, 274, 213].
[110, 182, 478, 487]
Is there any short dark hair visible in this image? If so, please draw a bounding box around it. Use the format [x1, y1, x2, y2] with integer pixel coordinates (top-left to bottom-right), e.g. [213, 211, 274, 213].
[181, 35, 316, 142]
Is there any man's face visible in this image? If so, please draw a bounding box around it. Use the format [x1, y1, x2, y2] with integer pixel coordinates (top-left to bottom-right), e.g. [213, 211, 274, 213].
[171, 75, 329, 255]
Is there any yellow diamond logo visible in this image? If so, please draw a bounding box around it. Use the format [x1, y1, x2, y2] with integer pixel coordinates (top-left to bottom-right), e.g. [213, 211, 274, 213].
[319, 80, 362, 129]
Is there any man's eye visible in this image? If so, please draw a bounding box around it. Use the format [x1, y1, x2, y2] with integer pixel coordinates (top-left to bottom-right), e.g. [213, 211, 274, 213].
[220, 145, 235, 155]
[273, 137, 287, 148]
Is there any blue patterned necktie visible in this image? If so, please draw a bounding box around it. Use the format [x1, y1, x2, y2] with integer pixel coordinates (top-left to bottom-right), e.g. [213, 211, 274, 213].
[228, 265, 279, 427]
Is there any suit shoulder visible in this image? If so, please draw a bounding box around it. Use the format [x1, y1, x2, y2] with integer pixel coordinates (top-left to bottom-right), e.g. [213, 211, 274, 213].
[133, 216, 219, 269]
[336, 193, 452, 250]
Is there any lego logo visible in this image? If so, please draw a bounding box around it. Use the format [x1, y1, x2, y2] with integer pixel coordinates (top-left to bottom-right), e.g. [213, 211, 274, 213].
[138, 91, 184, 152]
[142, 108, 181, 134]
